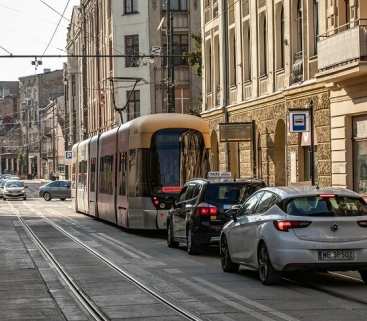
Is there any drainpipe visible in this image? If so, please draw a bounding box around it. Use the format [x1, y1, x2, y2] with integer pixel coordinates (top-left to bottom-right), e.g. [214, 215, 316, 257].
[222, 0, 230, 171]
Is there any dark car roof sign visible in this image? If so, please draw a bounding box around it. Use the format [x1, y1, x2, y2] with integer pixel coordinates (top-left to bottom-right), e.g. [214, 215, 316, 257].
[207, 172, 232, 179]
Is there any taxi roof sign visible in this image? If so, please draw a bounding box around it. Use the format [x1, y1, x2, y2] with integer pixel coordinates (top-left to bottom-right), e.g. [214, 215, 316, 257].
[207, 172, 232, 179]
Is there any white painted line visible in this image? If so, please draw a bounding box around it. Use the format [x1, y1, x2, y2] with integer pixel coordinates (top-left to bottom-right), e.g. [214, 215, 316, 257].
[97, 233, 153, 259]
[329, 272, 363, 283]
[93, 233, 141, 259]
[193, 277, 300, 321]
[179, 278, 278, 321]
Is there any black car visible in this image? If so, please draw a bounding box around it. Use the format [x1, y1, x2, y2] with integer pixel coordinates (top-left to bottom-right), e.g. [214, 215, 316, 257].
[167, 178, 265, 254]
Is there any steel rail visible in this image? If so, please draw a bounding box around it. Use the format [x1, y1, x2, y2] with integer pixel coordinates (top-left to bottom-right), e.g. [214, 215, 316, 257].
[20, 205, 204, 321]
[12, 208, 110, 321]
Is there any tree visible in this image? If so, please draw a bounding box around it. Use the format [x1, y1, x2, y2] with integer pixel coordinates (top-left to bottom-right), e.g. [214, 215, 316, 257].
[186, 34, 202, 78]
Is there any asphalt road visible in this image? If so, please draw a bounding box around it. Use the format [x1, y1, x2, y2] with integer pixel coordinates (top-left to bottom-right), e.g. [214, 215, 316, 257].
[1, 198, 367, 321]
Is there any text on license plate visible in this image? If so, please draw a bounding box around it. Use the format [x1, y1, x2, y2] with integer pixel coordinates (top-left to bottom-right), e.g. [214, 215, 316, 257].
[318, 249, 355, 261]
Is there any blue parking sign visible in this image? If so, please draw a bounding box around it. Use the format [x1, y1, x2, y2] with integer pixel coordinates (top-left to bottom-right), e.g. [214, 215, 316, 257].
[289, 111, 310, 133]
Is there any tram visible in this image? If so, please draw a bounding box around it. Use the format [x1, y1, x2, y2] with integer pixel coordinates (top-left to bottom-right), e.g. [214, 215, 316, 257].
[71, 113, 211, 230]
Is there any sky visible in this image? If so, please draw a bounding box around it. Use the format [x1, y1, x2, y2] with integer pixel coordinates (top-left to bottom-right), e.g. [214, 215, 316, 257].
[0, 0, 80, 81]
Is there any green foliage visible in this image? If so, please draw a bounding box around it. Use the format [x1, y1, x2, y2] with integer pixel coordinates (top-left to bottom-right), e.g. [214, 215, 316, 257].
[186, 34, 202, 77]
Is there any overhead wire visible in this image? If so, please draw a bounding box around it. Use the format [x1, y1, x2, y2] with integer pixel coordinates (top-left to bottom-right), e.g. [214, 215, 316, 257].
[42, 0, 72, 56]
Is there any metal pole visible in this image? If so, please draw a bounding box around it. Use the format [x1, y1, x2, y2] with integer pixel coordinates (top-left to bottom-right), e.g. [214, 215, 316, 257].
[166, 0, 175, 113]
[52, 103, 56, 176]
[309, 100, 315, 186]
[26, 109, 29, 178]
[222, 0, 230, 171]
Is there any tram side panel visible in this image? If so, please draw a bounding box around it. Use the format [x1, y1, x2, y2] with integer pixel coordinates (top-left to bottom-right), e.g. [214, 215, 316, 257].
[88, 135, 99, 218]
[116, 126, 129, 228]
[77, 140, 90, 214]
[97, 128, 118, 224]
[71, 144, 79, 212]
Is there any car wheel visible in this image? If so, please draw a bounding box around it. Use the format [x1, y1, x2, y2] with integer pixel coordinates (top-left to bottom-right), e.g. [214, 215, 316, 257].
[258, 243, 281, 285]
[43, 192, 52, 201]
[3, 197, 6, 201]
[359, 270, 367, 284]
[60, 198, 66, 201]
[167, 221, 179, 248]
[23, 197, 27, 201]
[187, 228, 201, 255]
[220, 236, 239, 273]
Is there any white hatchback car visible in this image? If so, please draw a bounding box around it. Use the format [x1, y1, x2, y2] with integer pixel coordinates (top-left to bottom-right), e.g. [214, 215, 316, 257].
[220, 187, 367, 285]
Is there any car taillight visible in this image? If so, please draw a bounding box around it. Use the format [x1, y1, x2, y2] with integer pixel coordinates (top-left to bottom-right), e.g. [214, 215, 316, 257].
[195, 203, 217, 217]
[152, 196, 160, 207]
[358, 220, 367, 227]
[273, 220, 311, 232]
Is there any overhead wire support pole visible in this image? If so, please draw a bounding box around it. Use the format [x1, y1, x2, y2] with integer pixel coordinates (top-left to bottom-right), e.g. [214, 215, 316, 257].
[166, 0, 176, 113]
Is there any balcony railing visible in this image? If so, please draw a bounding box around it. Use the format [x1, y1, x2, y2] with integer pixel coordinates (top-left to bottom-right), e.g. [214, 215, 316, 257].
[318, 20, 367, 72]
[291, 51, 304, 83]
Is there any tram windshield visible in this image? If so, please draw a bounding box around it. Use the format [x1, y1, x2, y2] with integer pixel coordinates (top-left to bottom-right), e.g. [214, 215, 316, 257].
[150, 129, 209, 195]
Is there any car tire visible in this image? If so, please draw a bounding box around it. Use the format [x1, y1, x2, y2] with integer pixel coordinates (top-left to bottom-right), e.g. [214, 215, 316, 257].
[23, 197, 26, 201]
[187, 228, 201, 255]
[258, 243, 281, 285]
[3, 197, 6, 201]
[60, 198, 66, 201]
[221, 236, 239, 273]
[359, 270, 367, 284]
[43, 192, 52, 201]
[167, 221, 179, 248]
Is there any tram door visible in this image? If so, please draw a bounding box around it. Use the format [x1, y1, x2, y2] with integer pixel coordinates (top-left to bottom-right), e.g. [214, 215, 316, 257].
[116, 128, 129, 228]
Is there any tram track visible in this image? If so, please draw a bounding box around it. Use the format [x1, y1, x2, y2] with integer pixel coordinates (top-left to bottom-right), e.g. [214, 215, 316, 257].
[10, 201, 205, 321]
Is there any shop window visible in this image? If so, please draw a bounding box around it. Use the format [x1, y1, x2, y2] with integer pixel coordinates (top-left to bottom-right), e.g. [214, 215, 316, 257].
[353, 116, 367, 193]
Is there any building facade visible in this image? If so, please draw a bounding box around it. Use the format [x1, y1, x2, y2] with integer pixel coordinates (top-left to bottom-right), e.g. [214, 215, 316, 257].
[65, 7, 85, 151]
[39, 97, 66, 180]
[202, 0, 367, 192]
[66, 0, 202, 139]
[202, 0, 326, 186]
[19, 70, 64, 178]
[0, 81, 20, 174]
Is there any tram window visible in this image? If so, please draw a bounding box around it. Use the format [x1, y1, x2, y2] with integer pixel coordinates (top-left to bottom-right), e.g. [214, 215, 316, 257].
[78, 160, 87, 187]
[128, 149, 150, 197]
[90, 158, 96, 192]
[119, 152, 127, 196]
[100, 155, 114, 194]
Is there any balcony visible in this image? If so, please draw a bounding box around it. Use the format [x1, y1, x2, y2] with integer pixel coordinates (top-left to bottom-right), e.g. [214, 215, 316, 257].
[317, 20, 367, 81]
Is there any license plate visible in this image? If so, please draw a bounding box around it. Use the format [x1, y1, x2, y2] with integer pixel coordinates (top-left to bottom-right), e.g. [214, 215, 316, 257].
[223, 204, 232, 210]
[318, 249, 355, 261]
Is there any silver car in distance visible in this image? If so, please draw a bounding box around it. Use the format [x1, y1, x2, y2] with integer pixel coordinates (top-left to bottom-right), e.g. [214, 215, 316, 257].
[220, 187, 367, 285]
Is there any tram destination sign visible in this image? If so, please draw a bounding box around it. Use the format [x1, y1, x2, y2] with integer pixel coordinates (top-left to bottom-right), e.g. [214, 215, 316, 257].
[219, 122, 253, 142]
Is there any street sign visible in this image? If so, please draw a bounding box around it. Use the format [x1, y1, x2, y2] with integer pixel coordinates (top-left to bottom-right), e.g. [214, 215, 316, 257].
[219, 122, 253, 142]
[151, 46, 161, 56]
[65, 151, 72, 161]
[289, 111, 310, 132]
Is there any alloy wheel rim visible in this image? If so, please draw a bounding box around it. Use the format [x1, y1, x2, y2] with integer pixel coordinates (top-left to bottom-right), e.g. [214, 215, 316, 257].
[259, 247, 268, 281]
[187, 230, 191, 250]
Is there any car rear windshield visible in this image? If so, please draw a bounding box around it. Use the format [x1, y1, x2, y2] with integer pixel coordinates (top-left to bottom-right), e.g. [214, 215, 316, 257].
[204, 183, 261, 205]
[285, 195, 367, 217]
[6, 181, 24, 188]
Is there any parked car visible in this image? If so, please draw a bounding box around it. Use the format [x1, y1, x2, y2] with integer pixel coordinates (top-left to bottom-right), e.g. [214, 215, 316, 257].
[0, 179, 6, 199]
[39, 180, 71, 201]
[167, 177, 265, 254]
[220, 186, 367, 285]
[3, 180, 27, 201]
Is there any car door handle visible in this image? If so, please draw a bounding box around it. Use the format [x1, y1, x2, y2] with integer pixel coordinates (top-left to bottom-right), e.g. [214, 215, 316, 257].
[118, 206, 127, 210]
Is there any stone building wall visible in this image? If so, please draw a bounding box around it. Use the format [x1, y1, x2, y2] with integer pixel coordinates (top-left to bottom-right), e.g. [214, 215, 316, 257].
[205, 85, 332, 187]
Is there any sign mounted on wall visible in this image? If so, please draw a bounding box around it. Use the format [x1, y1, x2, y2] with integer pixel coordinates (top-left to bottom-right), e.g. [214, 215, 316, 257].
[289, 111, 310, 133]
[219, 122, 253, 142]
